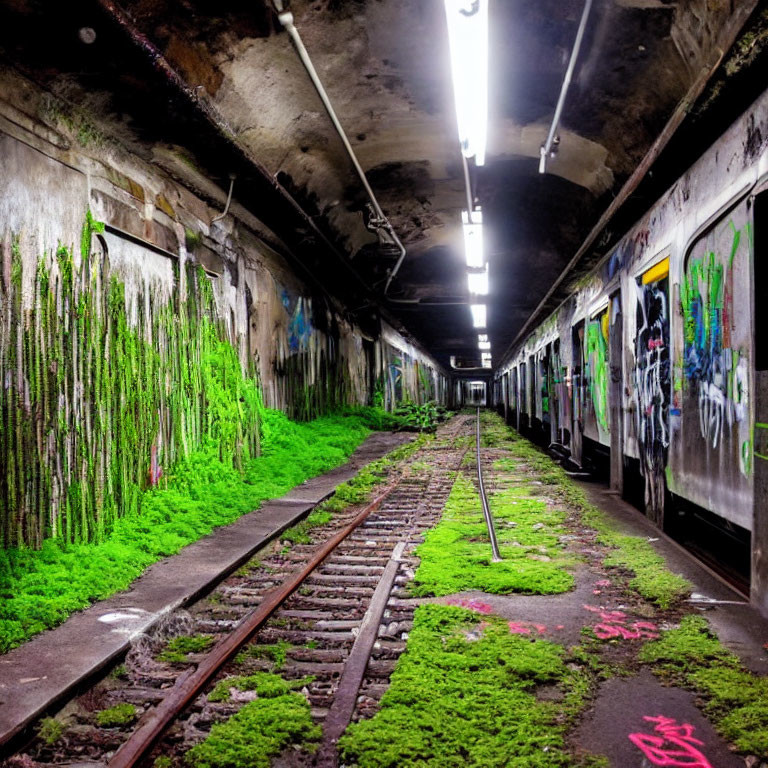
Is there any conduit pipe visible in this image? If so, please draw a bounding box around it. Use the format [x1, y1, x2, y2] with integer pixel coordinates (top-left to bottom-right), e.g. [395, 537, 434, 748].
[210, 174, 236, 223]
[272, 1, 407, 295]
[539, 0, 593, 174]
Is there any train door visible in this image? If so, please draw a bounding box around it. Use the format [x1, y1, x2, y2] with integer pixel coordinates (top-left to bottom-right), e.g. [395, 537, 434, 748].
[751, 187, 767, 613]
[632, 258, 671, 525]
[668, 197, 753, 534]
[511, 366, 519, 430]
[609, 293, 624, 494]
[584, 306, 611, 446]
[571, 323, 585, 466]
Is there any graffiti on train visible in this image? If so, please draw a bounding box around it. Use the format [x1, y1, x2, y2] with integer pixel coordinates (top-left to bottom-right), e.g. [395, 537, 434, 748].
[679, 220, 752, 475]
[585, 311, 609, 435]
[633, 272, 670, 514]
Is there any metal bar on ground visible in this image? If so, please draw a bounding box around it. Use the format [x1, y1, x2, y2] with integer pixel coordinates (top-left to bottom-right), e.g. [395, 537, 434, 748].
[476, 407, 502, 562]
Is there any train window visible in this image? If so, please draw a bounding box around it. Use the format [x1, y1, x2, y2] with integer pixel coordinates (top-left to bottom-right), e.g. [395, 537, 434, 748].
[756, 191, 767, 372]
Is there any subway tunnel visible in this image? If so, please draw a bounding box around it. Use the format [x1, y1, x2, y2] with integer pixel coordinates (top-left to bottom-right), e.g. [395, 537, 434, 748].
[0, 1, 767, 765]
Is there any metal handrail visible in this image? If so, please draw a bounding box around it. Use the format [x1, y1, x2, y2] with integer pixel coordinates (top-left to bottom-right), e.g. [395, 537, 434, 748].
[476, 407, 502, 562]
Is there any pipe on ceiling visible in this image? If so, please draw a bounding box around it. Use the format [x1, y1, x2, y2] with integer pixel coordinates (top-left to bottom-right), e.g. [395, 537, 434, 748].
[539, 0, 593, 174]
[272, 1, 407, 295]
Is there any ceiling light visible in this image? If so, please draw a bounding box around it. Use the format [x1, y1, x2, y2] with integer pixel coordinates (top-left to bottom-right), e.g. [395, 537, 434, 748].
[470, 303, 486, 328]
[467, 266, 488, 296]
[478, 340, 491, 351]
[444, 0, 489, 166]
[462, 209, 484, 268]
[478, 333, 488, 342]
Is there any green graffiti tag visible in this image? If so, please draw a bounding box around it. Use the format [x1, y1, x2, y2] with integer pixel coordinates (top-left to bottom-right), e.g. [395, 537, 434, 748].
[585, 314, 609, 433]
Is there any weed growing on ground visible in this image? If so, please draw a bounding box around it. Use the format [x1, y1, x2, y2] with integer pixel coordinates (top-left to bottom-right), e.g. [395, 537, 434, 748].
[339, 604, 588, 767]
[411, 474, 574, 596]
[639, 616, 768, 755]
[186, 677, 320, 767]
[37, 717, 64, 745]
[207, 671, 312, 703]
[95, 702, 136, 727]
[157, 635, 214, 663]
[235, 640, 292, 670]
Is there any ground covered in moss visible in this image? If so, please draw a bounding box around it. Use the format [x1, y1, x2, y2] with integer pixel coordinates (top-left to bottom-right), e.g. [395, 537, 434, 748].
[339, 604, 588, 768]
[0, 408, 392, 653]
[341, 412, 768, 766]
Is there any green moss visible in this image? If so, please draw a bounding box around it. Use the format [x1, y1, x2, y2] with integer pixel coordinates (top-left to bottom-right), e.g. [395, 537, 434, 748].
[154, 757, 173, 768]
[185, 686, 320, 768]
[411, 474, 574, 597]
[235, 640, 292, 670]
[339, 604, 587, 767]
[640, 616, 768, 755]
[37, 717, 65, 745]
[157, 634, 214, 663]
[207, 671, 311, 703]
[95, 702, 137, 727]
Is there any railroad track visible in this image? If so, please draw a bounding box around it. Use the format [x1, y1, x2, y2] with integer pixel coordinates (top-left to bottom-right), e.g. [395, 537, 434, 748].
[5, 414, 475, 768]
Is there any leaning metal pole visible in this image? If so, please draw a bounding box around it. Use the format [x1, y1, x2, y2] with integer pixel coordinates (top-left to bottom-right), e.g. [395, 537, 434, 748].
[476, 407, 502, 562]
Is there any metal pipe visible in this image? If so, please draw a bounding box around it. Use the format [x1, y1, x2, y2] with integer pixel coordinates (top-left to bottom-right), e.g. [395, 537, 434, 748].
[461, 154, 475, 223]
[476, 407, 502, 562]
[539, 0, 593, 174]
[272, 1, 407, 294]
[211, 174, 235, 223]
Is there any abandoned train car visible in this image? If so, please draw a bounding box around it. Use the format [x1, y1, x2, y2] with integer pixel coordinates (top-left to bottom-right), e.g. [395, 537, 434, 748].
[494, 90, 768, 610]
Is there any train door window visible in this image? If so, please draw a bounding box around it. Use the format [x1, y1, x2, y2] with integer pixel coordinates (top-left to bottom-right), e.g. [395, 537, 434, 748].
[585, 307, 610, 437]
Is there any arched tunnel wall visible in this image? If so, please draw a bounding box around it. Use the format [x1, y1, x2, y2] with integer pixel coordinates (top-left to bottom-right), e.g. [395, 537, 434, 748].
[0, 73, 449, 550]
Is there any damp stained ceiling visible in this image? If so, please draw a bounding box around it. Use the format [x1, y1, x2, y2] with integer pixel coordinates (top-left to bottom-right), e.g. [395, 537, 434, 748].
[0, 0, 765, 372]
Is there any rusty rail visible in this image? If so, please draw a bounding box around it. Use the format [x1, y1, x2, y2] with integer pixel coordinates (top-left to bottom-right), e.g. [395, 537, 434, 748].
[108, 482, 400, 768]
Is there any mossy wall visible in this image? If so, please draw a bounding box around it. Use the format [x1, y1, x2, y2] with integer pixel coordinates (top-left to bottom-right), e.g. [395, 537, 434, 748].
[0, 213, 261, 549]
[0, 108, 448, 552]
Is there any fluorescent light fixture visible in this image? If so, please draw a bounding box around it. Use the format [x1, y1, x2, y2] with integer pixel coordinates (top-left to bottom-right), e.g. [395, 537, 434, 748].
[462, 209, 484, 268]
[481, 350, 492, 368]
[444, 0, 489, 166]
[478, 333, 488, 342]
[470, 303, 486, 328]
[478, 340, 491, 351]
[467, 266, 488, 296]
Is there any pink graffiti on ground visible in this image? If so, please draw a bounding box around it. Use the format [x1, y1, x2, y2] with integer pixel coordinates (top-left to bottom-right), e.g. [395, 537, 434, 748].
[445, 598, 494, 614]
[628, 715, 713, 767]
[507, 621, 547, 635]
[583, 604, 659, 640]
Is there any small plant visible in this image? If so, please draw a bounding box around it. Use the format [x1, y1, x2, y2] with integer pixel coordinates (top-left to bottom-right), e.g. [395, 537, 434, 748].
[157, 635, 214, 663]
[95, 702, 137, 727]
[38, 717, 65, 745]
[154, 757, 173, 768]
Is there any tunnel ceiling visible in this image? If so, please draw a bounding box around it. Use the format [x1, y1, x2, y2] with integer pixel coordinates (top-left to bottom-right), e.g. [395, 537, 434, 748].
[0, 0, 765, 371]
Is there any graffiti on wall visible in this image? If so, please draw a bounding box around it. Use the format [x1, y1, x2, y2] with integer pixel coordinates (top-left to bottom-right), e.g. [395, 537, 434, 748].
[633, 268, 671, 519]
[281, 289, 313, 353]
[585, 310, 610, 435]
[680, 219, 752, 476]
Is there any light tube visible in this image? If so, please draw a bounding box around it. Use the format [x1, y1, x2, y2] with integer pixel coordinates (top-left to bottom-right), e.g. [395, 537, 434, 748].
[462, 209, 484, 268]
[470, 303, 486, 328]
[444, 0, 489, 166]
[478, 341, 491, 351]
[467, 266, 488, 296]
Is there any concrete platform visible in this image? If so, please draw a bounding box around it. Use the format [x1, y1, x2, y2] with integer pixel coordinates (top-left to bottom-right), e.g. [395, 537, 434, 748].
[0, 431, 412, 749]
